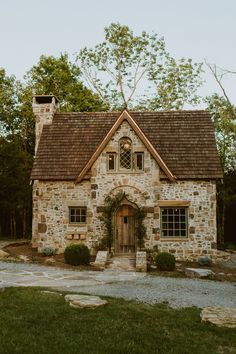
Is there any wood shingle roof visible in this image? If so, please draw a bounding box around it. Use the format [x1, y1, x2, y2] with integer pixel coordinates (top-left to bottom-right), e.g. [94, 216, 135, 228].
[31, 110, 223, 181]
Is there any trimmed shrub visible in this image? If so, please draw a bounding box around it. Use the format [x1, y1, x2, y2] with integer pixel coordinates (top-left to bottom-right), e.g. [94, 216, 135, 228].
[40, 247, 55, 256]
[64, 244, 90, 266]
[198, 256, 213, 267]
[155, 252, 176, 271]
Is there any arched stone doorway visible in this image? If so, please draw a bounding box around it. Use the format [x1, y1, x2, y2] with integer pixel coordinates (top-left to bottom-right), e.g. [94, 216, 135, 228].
[115, 204, 136, 254]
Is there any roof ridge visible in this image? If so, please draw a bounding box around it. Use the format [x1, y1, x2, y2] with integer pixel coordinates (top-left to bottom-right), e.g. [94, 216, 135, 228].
[55, 110, 208, 115]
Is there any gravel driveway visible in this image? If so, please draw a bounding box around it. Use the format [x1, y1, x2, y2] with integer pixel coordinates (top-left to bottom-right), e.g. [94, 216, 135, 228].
[0, 261, 235, 309]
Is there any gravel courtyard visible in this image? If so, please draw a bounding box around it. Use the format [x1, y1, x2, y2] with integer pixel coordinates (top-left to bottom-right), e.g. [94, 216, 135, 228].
[0, 261, 235, 309]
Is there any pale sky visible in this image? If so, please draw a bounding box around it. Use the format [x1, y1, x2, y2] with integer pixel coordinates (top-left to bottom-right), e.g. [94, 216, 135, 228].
[0, 0, 235, 106]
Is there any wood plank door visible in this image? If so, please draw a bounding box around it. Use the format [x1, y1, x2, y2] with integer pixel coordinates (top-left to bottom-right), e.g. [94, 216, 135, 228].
[115, 205, 136, 253]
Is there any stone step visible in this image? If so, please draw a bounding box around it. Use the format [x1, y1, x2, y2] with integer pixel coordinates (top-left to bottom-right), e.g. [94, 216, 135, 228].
[113, 253, 136, 258]
[107, 255, 136, 271]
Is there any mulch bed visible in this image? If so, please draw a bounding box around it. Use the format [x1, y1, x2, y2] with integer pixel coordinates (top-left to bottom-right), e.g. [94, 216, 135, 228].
[2, 241, 96, 271]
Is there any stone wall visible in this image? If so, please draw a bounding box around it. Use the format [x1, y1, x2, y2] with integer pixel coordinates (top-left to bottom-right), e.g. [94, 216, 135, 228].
[155, 180, 217, 261]
[32, 120, 218, 261]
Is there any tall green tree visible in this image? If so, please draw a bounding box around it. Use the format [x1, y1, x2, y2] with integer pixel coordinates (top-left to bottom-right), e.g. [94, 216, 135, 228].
[207, 94, 236, 172]
[206, 63, 236, 244]
[0, 137, 32, 237]
[24, 53, 105, 112]
[0, 69, 19, 135]
[0, 54, 106, 238]
[77, 23, 203, 110]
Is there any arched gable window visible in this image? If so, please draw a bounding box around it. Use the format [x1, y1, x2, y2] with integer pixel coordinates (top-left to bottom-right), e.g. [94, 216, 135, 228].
[119, 137, 132, 170]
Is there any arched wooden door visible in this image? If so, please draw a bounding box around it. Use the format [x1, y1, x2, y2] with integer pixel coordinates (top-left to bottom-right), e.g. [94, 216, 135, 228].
[115, 205, 136, 254]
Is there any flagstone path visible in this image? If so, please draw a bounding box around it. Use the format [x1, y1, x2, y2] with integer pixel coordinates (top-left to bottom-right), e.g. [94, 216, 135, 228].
[0, 261, 235, 309]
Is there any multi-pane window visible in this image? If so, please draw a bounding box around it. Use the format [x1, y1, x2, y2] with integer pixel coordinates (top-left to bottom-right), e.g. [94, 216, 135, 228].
[134, 152, 144, 170]
[107, 138, 145, 172]
[119, 138, 132, 169]
[107, 153, 116, 171]
[161, 207, 188, 237]
[69, 207, 86, 223]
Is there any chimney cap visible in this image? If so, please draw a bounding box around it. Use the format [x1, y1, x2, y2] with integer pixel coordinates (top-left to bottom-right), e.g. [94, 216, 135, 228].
[34, 95, 59, 104]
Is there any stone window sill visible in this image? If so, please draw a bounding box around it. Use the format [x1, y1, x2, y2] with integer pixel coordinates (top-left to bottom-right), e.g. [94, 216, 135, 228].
[68, 223, 87, 227]
[160, 237, 189, 242]
[106, 170, 144, 174]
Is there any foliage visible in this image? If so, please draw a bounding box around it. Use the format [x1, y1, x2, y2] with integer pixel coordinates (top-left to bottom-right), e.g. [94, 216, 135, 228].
[0, 137, 33, 237]
[99, 192, 147, 252]
[0, 54, 106, 238]
[206, 64, 236, 244]
[155, 252, 176, 271]
[0, 68, 19, 135]
[24, 53, 105, 112]
[98, 192, 125, 252]
[78, 23, 203, 110]
[206, 94, 236, 173]
[64, 244, 90, 265]
[134, 207, 146, 250]
[143, 57, 202, 110]
[40, 247, 55, 257]
[197, 256, 213, 267]
[1, 288, 236, 354]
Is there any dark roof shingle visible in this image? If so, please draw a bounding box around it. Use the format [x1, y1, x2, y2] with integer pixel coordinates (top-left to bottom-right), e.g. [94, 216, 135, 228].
[31, 110, 223, 180]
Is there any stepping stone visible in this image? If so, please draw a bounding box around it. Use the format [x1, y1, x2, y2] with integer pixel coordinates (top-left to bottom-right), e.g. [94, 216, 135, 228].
[40, 290, 62, 296]
[65, 294, 107, 308]
[0, 250, 9, 258]
[18, 255, 30, 262]
[185, 268, 214, 278]
[201, 307, 236, 328]
[45, 258, 56, 265]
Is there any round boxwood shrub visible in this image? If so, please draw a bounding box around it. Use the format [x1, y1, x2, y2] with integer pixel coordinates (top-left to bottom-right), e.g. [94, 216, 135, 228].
[64, 244, 90, 266]
[155, 252, 176, 271]
[40, 247, 55, 257]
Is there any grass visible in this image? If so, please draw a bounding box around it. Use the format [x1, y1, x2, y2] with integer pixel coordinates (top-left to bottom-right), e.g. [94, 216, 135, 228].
[0, 288, 235, 354]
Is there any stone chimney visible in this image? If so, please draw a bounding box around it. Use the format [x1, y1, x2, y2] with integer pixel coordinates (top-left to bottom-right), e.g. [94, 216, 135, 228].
[33, 95, 59, 154]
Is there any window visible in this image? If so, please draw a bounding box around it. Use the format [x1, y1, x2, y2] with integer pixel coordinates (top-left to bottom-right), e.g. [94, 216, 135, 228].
[69, 207, 86, 223]
[107, 138, 144, 172]
[107, 153, 116, 171]
[161, 207, 188, 237]
[134, 152, 144, 170]
[119, 138, 132, 170]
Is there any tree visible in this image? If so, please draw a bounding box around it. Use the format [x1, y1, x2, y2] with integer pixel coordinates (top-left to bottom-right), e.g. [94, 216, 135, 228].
[24, 53, 105, 112]
[206, 63, 236, 244]
[144, 57, 202, 110]
[0, 137, 32, 237]
[77, 23, 203, 110]
[0, 69, 19, 135]
[0, 55, 106, 238]
[206, 94, 236, 172]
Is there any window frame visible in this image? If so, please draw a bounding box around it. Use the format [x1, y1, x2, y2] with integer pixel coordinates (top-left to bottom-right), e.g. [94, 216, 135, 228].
[69, 207, 87, 224]
[107, 152, 117, 171]
[160, 206, 188, 238]
[119, 137, 132, 170]
[134, 152, 144, 171]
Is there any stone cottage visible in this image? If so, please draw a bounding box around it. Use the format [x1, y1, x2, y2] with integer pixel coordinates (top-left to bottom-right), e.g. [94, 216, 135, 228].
[31, 95, 223, 261]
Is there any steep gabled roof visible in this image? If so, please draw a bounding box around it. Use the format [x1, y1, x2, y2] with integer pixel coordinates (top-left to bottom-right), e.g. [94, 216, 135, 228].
[31, 110, 223, 181]
[76, 110, 175, 183]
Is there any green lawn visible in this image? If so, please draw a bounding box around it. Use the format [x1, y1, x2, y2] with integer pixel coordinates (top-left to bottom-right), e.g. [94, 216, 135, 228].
[0, 288, 235, 354]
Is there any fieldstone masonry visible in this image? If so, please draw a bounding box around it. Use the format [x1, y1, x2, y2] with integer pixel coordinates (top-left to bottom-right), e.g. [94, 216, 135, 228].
[136, 251, 147, 272]
[32, 105, 220, 262]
